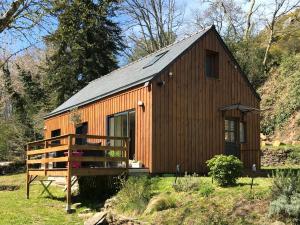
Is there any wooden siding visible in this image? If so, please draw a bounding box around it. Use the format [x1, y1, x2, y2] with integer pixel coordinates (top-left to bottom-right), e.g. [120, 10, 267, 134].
[152, 29, 260, 173]
[44, 85, 153, 171]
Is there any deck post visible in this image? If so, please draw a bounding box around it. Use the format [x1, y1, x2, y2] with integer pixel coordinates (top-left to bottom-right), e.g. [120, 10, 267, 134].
[66, 135, 72, 213]
[44, 140, 48, 176]
[26, 144, 30, 199]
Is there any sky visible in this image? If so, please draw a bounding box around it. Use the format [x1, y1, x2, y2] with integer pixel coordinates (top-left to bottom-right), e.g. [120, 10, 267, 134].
[0, 0, 281, 64]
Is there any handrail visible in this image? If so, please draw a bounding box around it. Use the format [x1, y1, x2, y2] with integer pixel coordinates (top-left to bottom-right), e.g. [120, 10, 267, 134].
[27, 133, 130, 145]
[26, 134, 130, 173]
[28, 134, 70, 145]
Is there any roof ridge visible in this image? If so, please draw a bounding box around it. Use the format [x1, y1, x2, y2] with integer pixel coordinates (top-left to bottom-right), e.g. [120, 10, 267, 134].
[89, 26, 212, 84]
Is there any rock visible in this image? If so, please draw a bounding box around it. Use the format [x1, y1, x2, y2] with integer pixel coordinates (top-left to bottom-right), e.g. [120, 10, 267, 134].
[84, 212, 107, 225]
[273, 140, 284, 147]
[260, 133, 267, 141]
[271, 221, 285, 225]
[261, 141, 266, 147]
[72, 202, 82, 208]
[82, 208, 92, 213]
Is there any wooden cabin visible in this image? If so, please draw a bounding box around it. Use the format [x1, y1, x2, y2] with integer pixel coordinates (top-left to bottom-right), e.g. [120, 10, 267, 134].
[42, 25, 261, 174]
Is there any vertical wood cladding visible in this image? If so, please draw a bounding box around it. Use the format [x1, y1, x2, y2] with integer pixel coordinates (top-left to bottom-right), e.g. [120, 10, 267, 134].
[152, 30, 260, 173]
[44, 29, 260, 174]
[44, 86, 153, 171]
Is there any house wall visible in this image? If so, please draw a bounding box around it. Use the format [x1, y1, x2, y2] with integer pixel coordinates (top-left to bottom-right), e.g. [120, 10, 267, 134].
[152, 29, 260, 173]
[44, 85, 153, 171]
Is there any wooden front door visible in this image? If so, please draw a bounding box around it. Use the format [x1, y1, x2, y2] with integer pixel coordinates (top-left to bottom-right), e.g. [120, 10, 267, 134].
[224, 118, 240, 158]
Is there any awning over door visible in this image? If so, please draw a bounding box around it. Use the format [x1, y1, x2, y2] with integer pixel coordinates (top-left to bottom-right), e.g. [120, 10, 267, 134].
[219, 103, 260, 113]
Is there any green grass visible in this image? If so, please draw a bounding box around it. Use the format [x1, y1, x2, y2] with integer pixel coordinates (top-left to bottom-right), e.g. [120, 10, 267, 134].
[0, 173, 87, 225]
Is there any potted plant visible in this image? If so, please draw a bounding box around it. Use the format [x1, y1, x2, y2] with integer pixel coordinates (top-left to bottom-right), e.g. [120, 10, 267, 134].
[69, 107, 82, 128]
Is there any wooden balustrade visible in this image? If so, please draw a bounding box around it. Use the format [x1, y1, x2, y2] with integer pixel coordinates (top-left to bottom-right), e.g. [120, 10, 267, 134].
[26, 134, 130, 212]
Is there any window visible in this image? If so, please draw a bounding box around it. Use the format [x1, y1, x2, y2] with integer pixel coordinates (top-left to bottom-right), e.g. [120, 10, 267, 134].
[205, 50, 219, 78]
[239, 122, 246, 143]
[225, 119, 236, 143]
[75, 122, 88, 145]
[143, 51, 168, 69]
[107, 110, 135, 159]
[51, 129, 61, 145]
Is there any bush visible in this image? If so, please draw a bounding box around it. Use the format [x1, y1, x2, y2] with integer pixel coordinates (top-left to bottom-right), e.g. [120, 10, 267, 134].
[269, 170, 300, 224]
[173, 173, 200, 192]
[144, 193, 176, 214]
[199, 182, 215, 197]
[116, 176, 155, 214]
[206, 155, 243, 187]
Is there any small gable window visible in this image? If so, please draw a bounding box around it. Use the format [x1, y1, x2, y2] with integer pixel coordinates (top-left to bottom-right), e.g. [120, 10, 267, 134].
[143, 51, 168, 69]
[205, 50, 219, 79]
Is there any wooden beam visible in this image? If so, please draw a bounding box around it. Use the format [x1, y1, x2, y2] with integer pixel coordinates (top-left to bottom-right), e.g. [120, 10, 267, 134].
[71, 168, 126, 176]
[27, 145, 68, 156]
[27, 156, 68, 164]
[70, 156, 126, 162]
[71, 144, 126, 151]
[28, 169, 68, 177]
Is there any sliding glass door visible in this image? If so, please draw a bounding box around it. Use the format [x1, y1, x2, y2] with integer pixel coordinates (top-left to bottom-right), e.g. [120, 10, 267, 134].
[107, 110, 135, 159]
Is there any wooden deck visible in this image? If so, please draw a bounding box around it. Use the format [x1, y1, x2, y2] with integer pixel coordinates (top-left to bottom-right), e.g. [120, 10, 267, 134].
[26, 134, 130, 212]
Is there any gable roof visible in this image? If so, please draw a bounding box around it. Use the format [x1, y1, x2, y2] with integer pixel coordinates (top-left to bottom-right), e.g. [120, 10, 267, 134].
[45, 25, 260, 119]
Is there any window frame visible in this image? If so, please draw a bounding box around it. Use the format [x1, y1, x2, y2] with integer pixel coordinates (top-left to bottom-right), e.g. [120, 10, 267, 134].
[205, 49, 219, 79]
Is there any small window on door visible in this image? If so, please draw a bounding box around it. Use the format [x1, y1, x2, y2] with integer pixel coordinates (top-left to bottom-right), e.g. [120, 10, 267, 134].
[225, 119, 236, 143]
[205, 50, 219, 78]
[239, 122, 246, 143]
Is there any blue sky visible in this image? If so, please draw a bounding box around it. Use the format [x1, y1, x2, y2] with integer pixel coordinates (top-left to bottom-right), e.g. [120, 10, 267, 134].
[0, 0, 277, 62]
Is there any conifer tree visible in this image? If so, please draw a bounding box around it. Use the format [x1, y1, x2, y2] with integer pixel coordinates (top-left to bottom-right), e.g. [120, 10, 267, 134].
[45, 0, 124, 107]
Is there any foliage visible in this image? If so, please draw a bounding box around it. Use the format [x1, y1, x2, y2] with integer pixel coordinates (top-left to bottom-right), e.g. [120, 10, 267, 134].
[116, 176, 156, 213]
[78, 175, 119, 200]
[206, 155, 243, 187]
[199, 181, 215, 197]
[107, 150, 121, 157]
[44, 0, 124, 107]
[173, 173, 201, 192]
[69, 108, 82, 127]
[227, 39, 266, 89]
[260, 53, 300, 135]
[269, 170, 300, 224]
[144, 193, 176, 215]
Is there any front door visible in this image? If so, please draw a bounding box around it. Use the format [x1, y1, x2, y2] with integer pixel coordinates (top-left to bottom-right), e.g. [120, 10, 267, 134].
[224, 118, 240, 158]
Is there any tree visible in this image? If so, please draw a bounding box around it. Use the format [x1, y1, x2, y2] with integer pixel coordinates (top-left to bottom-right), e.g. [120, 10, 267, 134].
[262, 0, 300, 71]
[0, 0, 53, 69]
[120, 0, 184, 60]
[44, 0, 124, 107]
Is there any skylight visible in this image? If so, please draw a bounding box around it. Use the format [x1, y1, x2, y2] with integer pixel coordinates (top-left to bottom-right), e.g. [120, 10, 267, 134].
[143, 51, 169, 69]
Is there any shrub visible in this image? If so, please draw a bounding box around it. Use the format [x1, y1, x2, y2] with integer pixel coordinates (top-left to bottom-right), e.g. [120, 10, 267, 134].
[199, 182, 215, 197]
[173, 173, 200, 192]
[144, 193, 176, 214]
[116, 176, 155, 214]
[269, 170, 300, 224]
[206, 155, 243, 187]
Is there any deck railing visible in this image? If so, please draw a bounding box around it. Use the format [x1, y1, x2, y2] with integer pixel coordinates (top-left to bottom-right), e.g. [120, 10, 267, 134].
[26, 134, 130, 176]
[26, 134, 130, 211]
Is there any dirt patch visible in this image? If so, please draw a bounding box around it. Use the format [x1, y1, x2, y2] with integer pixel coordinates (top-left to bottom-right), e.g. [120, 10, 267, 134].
[0, 185, 20, 191]
[232, 199, 269, 217]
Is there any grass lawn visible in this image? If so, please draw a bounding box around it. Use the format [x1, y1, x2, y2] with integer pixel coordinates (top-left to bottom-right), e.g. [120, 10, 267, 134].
[0, 173, 281, 225]
[0, 173, 87, 225]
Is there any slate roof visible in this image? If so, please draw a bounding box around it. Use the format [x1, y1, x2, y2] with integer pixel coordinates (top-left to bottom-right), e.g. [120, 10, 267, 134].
[46, 25, 260, 119]
[46, 26, 213, 118]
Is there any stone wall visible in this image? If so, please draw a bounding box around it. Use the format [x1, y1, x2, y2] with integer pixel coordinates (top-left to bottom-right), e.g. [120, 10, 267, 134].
[261, 148, 291, 167]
